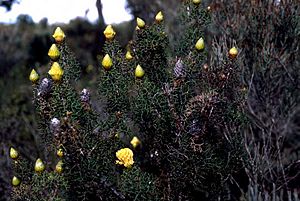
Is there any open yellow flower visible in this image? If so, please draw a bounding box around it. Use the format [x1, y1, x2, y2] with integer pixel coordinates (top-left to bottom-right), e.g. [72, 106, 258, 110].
[195, 37, 205, 51]
[229, 47, 238, 59]
[48, 62, 64, 81]
[135, 64, 145, 78]
[125, 50, 133, 60]
[130, 136, 141, 148]
[34, 158, 45, 173]
[48, 44, 60, 61]
[137, 17, 145, 28]
[116, 148, 134, 168]
[12, 176, 21, 186]
[103, 25, 116, 40]
[52, 27, 65, 43]
[102, 54, 113, 70]
[155, 11, 164, 23]
[29, 69, 39, 83]
[9, 147, 19, 160]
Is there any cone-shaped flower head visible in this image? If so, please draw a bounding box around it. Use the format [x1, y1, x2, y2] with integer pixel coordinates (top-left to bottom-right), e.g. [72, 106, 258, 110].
[103, 24, 116, 40]
[229, 47, 238, 59]
[102, 54, 113, 70]
[193, 0, 201, 4]
[125, 50, 133, 60]
[57, 148, 64, 158]
[48, 44, 60, 61]
[174, 58, 186, 78]
[9, 147, 19, 160]
[137, 17, 145, 28]
[48, 62, 64, 81]
[155, 11, 164, 23]
[34, 158, 45, 173]
[38, 78, 52, 97]
[130, 136, 141, 148]
[116, 148, 134, 168]
[80, 88, 90, 103]
[52, 27, 65, 43]
[29, 69, 39, 83]
[12, 176, 21, 186]
[55, 160, 63, 173]
[135, 64, 145, 78]
[195, 37, 205, 50]
[50, 117, 60, 135]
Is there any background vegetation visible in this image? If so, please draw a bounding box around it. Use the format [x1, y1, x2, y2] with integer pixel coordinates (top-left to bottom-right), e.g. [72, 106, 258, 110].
[0, 0, 299, 200]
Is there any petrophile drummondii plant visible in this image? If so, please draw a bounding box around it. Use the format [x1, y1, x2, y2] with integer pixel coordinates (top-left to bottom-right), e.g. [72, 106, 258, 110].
[11, 0, 299, 200]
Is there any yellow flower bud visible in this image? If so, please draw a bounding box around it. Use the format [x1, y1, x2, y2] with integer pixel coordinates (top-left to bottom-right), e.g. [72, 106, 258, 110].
[34, 158, 46, 173]
[229, 47, 238, 59]
[57, 148, 64, 158]
[102, 54, 113, 70]
[52, 27, 65, 43]
[12, 176, 21, 186]
[9, 147, 19, 160]
[195, 37, 205, 51]
[155, 11, 164, 23]
[193, 0, 201, 5]
[34, 158, 45, 173]
[125, 50, 133, 60]
[130, 136, 141, 148]
[135, 64, 145, 78]
[48, 44, 60, 61]
[135, 26, 140, 31]
[103, 24, 116, 40]
[48, 62, 64, 81]
[137, 17, 145, 28]
[29, 69, 39, 83]
[55, 160, 63, 174]
[116, 148, 134, 168]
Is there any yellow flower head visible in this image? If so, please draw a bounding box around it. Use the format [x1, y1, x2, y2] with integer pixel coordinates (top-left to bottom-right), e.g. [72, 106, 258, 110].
[155, 11, 164, 23]
[195, 37, 205, 51]
[48, 44, 61, 61]
[229, 47, 238, 59]
[12, 176, 21, 186]
[57, 148, 64, 158]
[48, 62, 64, 81]
[103, 25, 116, 40]
[116, 148, 134, 168]
[193, 0, 201, 5]
[102, 54, 113, 70]
[125, 50, 133, 60]
[137, 17, 145, 29]
[34, 158, 45, 173]
[55, 160, 63, 174]
[29, 69, 39, 83]
[135, 64, 145, 78]
[130, 136, 141, 148]
[52, 27, 65, 43]
[9, 147, 19, 160]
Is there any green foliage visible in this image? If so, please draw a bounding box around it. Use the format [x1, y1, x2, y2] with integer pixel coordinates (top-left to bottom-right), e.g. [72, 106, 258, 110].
[12, 172, 69, 201]
[119, 166, 160, 201]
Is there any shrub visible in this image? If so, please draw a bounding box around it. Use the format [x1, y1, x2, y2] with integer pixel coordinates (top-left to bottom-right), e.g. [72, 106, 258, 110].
[7, 0, 300, 200]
